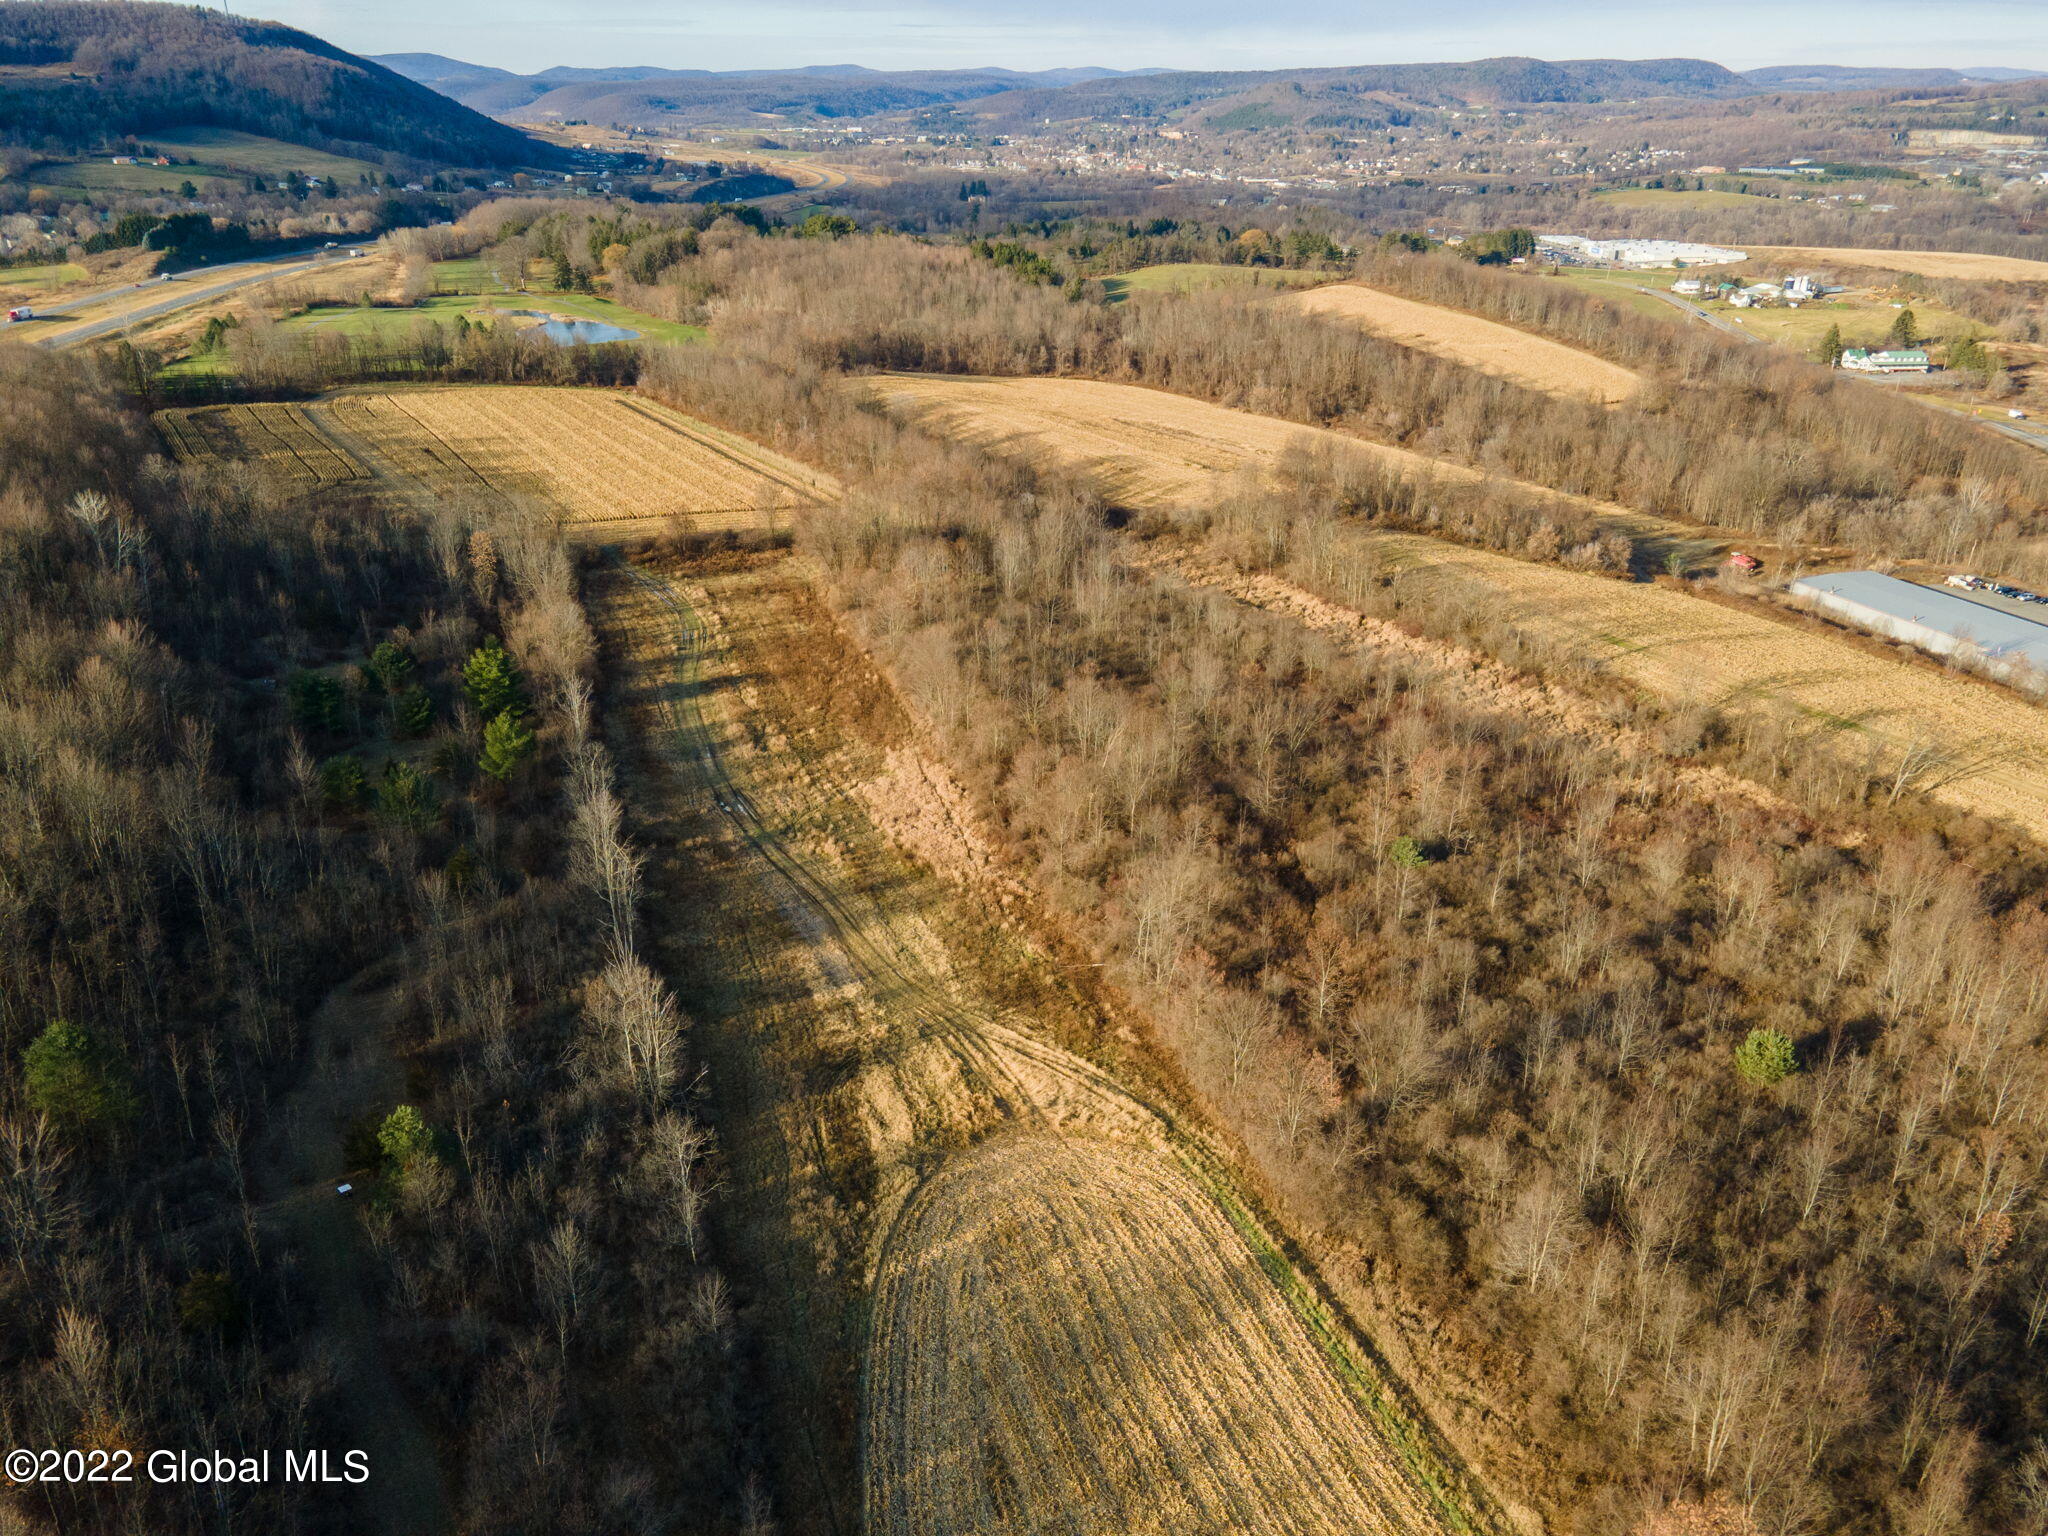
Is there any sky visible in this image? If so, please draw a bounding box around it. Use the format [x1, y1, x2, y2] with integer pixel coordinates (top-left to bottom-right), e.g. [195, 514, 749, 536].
[227, 0, 2048, 76]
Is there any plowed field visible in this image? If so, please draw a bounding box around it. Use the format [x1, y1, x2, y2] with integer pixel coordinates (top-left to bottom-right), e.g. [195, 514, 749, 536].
[1285, 283, 1642, 405]
[866, 1133, 1463, 1536]
[160, 386, 834, 534]
[890, 373, 2048, 839]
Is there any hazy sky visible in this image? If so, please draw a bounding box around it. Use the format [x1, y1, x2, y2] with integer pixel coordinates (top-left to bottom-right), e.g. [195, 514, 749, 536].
[229, 0, 2048, 75]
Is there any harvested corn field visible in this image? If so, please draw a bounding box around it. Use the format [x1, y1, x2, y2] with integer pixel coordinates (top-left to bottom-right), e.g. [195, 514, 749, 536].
[1368, 531, 2048, 837]
[161, 386, 835, 534]
[155, 401, 369, 490]
[887, 372, 2048, 839]
[867, 372, 1633, 518]
[866, 1132, 1468, 1536]
[1744, 245, 2048, 282]
[1285, 283, 1642, 405]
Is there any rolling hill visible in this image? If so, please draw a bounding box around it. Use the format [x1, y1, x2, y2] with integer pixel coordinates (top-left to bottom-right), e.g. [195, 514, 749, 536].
[0, 2, 547, 165]
[374, 56, 1169, 124]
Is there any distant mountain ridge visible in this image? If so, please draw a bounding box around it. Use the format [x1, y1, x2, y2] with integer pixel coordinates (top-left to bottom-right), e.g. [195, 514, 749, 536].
[377, 49, 2048, 134]
[0, 5, 544, 165]
[373, 54, 1171, 122]
[1742, 64, 2048, 90]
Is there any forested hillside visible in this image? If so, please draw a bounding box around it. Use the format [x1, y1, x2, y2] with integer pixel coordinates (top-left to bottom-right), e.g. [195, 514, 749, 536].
[0, 2, 541, 165]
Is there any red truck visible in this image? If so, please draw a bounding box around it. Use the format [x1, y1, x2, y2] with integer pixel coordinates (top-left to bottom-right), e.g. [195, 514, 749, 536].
[1726, 551, 1763, 574]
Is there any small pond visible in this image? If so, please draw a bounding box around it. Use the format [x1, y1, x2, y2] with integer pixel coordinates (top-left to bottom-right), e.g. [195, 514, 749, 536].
[506, 310, 641, 345]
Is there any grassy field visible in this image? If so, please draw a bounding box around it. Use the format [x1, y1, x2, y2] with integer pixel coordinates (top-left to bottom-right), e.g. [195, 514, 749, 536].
[1100, 263, 1332, 303]
[26, 160, 242, 194]
[889, 371, 2048, 838]
[1594, 187, 1779, 210]
[1544, 267, 1692, 319]
[160, 379, 1510, 1534]
[427, 258, 707, 343]
[1714, 294, 1980, 352]
[0, 260, 88, 297]
[1286, 282, 1643, 405]
[138, 127, 381, 181]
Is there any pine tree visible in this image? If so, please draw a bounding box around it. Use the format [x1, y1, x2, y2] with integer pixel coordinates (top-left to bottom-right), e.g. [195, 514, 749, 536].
[1816, 323, 1844, 367]
[461, 635, 524, 719]
[391, 685, 435, 738]
[23, 1020, 136, 1132]
[1886, 308, 1920, 349]
[479, 708, 535, 782]
[287, 670, 346, 734]
[1735, 1028, 1798, 1086]
[368, 638, 417, 695]
[318, 754, 367, 807]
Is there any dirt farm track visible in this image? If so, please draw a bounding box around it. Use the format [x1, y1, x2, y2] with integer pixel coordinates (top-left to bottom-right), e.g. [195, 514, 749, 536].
[877, 372, 2048, 841]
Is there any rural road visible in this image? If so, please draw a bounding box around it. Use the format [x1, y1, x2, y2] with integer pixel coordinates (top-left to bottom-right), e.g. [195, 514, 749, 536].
[1633, 285, 1761, 341]
[19, 248, 354, 349]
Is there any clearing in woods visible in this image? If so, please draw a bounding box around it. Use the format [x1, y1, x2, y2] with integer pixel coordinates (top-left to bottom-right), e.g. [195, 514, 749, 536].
[885, 372, 2048, 840]
[158, 386, 834, 536]
[1285, 283, 1644, 405]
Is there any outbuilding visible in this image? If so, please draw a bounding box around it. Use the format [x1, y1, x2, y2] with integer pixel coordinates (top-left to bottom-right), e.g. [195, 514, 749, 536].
[1789, 570, 2048, 685]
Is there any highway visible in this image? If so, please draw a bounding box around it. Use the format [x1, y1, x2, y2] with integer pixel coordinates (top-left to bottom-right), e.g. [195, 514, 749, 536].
[11, 247, 359, 349]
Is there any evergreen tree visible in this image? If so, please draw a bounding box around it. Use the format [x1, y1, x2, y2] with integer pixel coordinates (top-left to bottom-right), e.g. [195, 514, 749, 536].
[286, 669, 346, 734]
[479, 708, 536, 781]
[1886, 308, 1920, 349]
[23, 1020, 135, 1132]
[1816, 323, 1845, 367]
[391, 685, 435, 738]
[461, 636, 524, 719]
[377, 1105, 435, 1169]
[319, 754, 367, 807]
[376, 760, 438, 829]
[368, 638, 417, 695]
[1735, 1027, 1798, 1086]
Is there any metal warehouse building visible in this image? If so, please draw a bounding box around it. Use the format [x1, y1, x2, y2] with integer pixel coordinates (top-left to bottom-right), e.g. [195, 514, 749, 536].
[1788, 570, 2048, 685]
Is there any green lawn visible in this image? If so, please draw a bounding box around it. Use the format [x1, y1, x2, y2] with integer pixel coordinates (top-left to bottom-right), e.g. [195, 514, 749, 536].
[260, 291, 705, 347]
[1546, 267, 1694, 319]
[1099, 263, 1333, 303]
[0, 260, 88, 291]
[139, 127, 380, 182]
[26, 160, 246, 194]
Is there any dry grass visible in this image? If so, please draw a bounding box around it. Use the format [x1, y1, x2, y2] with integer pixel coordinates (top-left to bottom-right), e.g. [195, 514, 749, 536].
[161, 386, 836, 535]
[865, 372, 1636, 518]
[1285, 283, 1642, 405]
[866, 1132, 1458, 1536]
[887, 373, 2048, 839]
[1744, 245, 2048, 282]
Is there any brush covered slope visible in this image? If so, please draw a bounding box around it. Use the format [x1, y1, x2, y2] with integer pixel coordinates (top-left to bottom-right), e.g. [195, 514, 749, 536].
[0, 0, 543, 165]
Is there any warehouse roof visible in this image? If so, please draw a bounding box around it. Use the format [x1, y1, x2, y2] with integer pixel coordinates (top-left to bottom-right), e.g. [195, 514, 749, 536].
[1790, 570, 2048, 672]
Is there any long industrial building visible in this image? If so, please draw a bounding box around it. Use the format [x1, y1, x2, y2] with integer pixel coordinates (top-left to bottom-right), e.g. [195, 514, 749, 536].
[1788, 570, 2048, 685]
